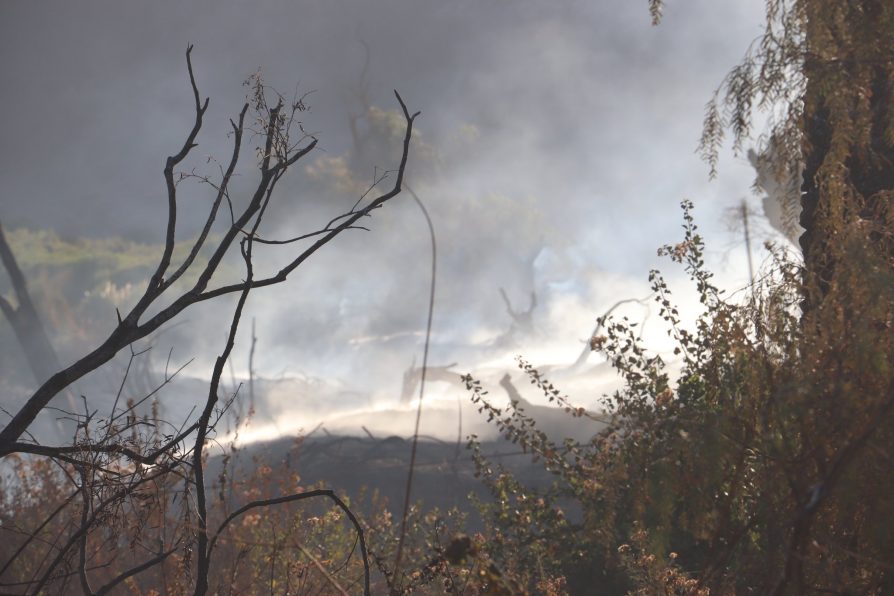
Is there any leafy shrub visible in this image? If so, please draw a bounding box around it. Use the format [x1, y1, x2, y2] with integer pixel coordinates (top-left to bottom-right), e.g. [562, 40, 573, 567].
[460, 200, 894, 594]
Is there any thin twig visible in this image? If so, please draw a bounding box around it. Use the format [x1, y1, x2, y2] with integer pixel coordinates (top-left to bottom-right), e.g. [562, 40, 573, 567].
[296, 543, 351, 596]
[393, 183, 436, 581]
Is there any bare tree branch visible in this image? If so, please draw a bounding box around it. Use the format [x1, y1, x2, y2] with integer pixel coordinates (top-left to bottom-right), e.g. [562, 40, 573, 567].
[94, 546, 179, 596]
[0, 45, 419, 594]
[193, 215, 257, 596]
[149, 44, 210, 298]
[160, 104, 248, 293]
[0, 76, 416, 452]
[393, 183, 437, 581]
[0, 489, 79, 577]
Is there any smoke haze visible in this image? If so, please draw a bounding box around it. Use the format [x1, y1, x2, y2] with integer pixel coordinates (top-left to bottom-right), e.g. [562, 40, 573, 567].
[0, 0, 782, 442]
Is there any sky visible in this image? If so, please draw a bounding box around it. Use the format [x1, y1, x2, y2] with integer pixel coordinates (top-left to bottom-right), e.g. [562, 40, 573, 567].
[0, 0, 788, 442]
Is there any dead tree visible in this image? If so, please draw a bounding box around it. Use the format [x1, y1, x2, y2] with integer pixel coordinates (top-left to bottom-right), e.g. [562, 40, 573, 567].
[0, 222, 63, 386]
[0, 45, 418, 595]
[494, 288, 537, 347]
[399, 359, 460, 405]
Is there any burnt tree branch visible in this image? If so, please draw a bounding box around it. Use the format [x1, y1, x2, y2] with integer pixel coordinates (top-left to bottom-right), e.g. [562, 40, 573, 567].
[0, 67, 417, 452]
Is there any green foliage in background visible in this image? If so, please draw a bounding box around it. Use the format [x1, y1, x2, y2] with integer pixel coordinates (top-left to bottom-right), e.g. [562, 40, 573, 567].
[0, 227, 229, 378]
[1, 227, 215, 290]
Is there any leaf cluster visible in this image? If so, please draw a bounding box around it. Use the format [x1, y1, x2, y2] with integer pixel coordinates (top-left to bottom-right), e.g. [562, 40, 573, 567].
[462, 201, 894, 594]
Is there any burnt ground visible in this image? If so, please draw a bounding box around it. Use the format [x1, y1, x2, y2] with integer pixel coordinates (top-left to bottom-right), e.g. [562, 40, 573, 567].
[209, 433, 560, 528]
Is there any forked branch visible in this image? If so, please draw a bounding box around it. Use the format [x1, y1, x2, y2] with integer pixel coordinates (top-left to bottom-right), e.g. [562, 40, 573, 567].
[0, 52, 418, 452]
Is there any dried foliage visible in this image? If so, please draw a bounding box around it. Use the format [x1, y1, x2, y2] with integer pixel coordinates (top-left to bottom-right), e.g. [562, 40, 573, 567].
[799, 2, 894, 301]
[0, 436, 459, 594]
[698, 1, 894, 286]
[459, 201, 894, 593]
[698, 0, 806, 180]
[648, 0, 663, 27]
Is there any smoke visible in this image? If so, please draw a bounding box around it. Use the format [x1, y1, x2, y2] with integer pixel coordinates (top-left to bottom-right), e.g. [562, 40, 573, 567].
[1, 0, 770, 442]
